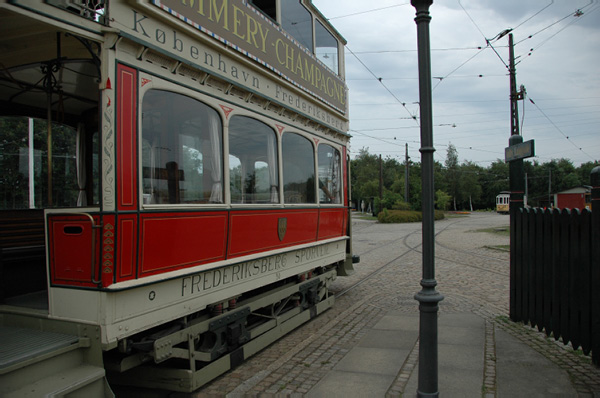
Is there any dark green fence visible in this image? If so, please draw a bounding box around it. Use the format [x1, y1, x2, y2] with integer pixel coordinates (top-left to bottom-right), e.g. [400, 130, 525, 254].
[510, 167, 600, 366]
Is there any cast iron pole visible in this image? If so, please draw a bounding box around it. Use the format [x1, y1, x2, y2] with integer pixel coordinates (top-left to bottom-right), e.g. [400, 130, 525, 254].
[411, 1, 444, 396]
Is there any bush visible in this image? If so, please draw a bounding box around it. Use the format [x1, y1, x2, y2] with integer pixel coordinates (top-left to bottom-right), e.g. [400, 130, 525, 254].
[392, 200, 412, 211]
[378, 209, 446, 223]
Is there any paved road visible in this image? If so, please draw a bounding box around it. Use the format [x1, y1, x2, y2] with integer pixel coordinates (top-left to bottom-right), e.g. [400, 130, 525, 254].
[189, 212, 599, 397]
[195, 213, 505, 396]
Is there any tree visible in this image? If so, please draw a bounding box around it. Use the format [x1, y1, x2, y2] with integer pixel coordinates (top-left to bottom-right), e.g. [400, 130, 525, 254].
[480, 160, 509, 209]
[435, 189, 451, 210]
[579, 161, 598, 185]
[0, 116, 80, 210]
[459, 161, 483, 210]
[350, 148, 380, 202]
[444, 143, 460, 210]
[349, 147, 597, 213]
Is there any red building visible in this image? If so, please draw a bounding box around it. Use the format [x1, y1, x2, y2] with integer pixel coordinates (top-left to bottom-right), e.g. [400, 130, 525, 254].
[553, 186, 591, 210]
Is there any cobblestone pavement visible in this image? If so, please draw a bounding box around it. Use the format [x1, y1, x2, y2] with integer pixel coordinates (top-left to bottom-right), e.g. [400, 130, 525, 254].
[192, 212, 600, 397]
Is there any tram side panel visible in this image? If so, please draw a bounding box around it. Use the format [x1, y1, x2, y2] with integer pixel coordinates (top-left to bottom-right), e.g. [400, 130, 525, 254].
[45, 60, 349, 347]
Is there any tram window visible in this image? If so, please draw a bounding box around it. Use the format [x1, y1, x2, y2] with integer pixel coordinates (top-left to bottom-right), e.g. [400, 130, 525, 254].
[282, 133, 315, 204]
[318, 144, 341, 204]
[315, 20, 339, 74]
[141, 90, 223, 205]
[250, 0, 276, 22]
[0, 116, 98, 209]
[229, 116, 279, 204]
[281, 1, 313, 52]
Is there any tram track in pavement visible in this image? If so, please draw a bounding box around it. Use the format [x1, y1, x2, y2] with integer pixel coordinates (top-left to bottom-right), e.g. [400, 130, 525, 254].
[197, 214, 514, 396]
[336, 218, 465, 298]
[340, 216, 510, 298]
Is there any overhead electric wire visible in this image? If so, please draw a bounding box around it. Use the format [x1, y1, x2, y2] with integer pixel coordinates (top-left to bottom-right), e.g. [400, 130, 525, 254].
[457, 0, 488, 39]
[349, 129, 408, 148]
[346, 46, 419, 125]
[349, 46, 486, 54]
[514, 0, 595, 45]
[527, 96, 596, 162]
[514, 1, 598, 62]
[512, 0, 555, 30]
[432, 49, 487, 91]
[339, 2, 597, 166]
[457, 0, 508, 68]
[432, 0, 511, 89]
[327, 2, 411, 20]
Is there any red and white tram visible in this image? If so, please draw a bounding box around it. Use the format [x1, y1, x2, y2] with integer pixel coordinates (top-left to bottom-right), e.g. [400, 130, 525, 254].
[0, 0, 356, 395]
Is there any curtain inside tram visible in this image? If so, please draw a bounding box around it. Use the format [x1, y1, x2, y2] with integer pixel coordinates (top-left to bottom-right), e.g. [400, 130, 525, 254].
[141, 89, 223, 205]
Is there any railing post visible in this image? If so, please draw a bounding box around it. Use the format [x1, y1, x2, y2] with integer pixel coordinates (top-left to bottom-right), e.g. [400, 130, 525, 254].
[591, 166, 600, 366]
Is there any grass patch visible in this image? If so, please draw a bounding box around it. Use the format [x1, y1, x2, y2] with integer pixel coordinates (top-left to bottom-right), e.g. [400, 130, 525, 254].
[352, 212, 378, 221]
[477, 226, 510, 237]
[475, 226, 510, 251]
[445, 212, 470, 218]
[485, 245, 510, 252]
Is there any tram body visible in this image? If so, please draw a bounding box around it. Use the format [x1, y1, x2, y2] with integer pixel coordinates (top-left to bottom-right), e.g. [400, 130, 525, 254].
[0, 0, 354, 394]
[496, 192, 510, 214]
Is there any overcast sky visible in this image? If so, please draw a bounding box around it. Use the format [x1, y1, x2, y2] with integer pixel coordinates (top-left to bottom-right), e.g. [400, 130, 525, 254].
[311, 0, 600, 168]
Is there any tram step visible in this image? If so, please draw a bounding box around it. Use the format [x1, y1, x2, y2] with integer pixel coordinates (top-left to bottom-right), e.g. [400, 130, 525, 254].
[3, 364, 112, 398]
[0, 325, 114, 397]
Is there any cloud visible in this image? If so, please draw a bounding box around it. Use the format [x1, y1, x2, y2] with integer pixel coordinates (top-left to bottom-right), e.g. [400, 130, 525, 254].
[313, 0, 599, 166]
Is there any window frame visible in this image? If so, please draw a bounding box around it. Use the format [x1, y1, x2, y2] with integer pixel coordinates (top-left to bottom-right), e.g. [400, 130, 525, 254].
[227, 114, 280, 206]
[138, 76, 225, 210]
[138, 75, 346, 210]
[281, 130, 319, 207]
[317, 142, 343, 206]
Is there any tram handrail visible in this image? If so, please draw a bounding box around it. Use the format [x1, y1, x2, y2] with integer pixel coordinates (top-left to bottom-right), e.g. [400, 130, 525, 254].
[49, 212, 103, 285]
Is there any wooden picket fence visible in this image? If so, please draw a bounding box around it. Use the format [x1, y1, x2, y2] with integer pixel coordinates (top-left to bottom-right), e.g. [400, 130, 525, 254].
[510, 170, 600, 366]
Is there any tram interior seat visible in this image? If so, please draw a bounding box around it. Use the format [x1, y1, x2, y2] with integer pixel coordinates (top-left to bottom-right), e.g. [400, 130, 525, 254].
[142, 163, 185, 204]
[0, 210, 47, 306]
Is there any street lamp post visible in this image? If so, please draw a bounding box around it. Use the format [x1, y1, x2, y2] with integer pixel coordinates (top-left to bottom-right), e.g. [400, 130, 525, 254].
[411, 1, 444, 397]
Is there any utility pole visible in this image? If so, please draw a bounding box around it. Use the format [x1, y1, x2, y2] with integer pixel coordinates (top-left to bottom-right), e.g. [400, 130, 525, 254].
[508, 32, 525, 212]
[507, 32, 527, 321]
[509, 33, 522, 137]
[405, 143, 410, 203]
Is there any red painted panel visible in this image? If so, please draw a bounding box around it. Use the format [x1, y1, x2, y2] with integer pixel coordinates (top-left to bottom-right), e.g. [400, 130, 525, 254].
[228, 209, 318, 257]
[48, 215, 101, 288]
[101, 214, 116, 287]
[117, 64, 137, 211]
[139, 212, 228, 276]
[117, 215, 137, 282]
[318, 208, 345, 240]
[343, 146, 348, 207]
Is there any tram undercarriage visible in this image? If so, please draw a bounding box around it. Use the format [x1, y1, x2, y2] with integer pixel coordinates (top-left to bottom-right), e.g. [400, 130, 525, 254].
[106, 267, 336, 392]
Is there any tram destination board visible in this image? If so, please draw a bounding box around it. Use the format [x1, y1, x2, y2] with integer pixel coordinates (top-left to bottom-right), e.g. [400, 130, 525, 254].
[505, 139, 535, 162]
